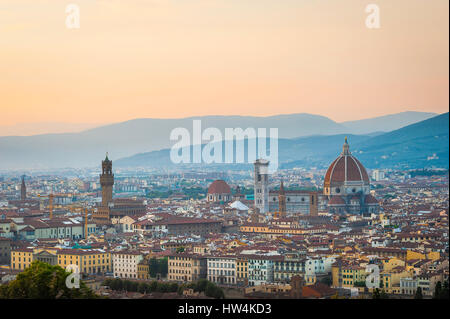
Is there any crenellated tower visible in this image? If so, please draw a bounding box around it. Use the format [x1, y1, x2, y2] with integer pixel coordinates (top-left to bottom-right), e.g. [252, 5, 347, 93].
[100, 153, 114, 207]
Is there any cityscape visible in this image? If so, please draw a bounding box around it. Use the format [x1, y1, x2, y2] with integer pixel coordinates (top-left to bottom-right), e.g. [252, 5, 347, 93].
[0, 129, 448, 299]
[0, 0, 448, 308]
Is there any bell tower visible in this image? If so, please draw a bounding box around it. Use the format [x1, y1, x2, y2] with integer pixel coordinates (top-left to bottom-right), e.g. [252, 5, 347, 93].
[100, 153, 114, 207]
[20, 175, 26, 201]
[254, 159, 269, 214]
[278, 181, 286, 217]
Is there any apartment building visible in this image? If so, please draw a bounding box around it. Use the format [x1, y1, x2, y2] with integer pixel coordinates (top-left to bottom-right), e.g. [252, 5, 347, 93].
[207, 256, 237, 285]
[112, 251, 143, 279]
[168, 253, 207, 282]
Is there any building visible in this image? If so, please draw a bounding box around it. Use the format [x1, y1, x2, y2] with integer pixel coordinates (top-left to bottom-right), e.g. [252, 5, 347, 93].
[269, 189, 319, 216]
[33, 250, 58, 265]
[20, 175, 26, 201]
[100, 154, 114, 207]
[112, 250, 143, 279]
[206, 180, 232, 203]
[323, 138, 380, 215]
[134, 215, 222, 237]
[11, 247, 34, 271]
[94, 154, 115, 224]
[254, 159, 270, 214]
[273, 181, 286, 219]
[236, 257, 248, 286]
[167, 253, 207, 282]
[273, 254, 306, 283]
[372, 170, 385, 181]
[0, 238, 11, 265]
[10, 247, 111, 274]
[94, 155, 146, 224]
[207, 256, 237, 285]
[247, 255, 281, 286]
[137, 260, 150, 280]
[57, 248, 110, 274]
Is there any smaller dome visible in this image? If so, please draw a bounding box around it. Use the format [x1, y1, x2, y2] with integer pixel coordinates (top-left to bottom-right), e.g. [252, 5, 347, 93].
[364, 194, 379, 204]
[207, 180, 231, 194]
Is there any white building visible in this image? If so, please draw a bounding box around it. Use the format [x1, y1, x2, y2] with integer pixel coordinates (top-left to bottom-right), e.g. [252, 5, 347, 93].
[372, 170, 385, 181]
[207, 256, 237, 285]
[112, 251, 144, 279]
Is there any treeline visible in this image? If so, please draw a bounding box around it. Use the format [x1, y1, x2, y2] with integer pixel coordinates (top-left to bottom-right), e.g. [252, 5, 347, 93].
[149, 257, 168, 278]
[102, 278, 224, 298]
[0, 261, 98, 299]
[177, 279, 225, 299]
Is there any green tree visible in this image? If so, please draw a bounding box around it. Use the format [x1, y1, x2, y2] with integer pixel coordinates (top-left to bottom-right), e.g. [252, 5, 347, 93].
[433, 281, 442, 299]
[414, 287, 423, 299]
[372, 288, 381, 299]
[320, 277, 332, 286]
[137, 282, 149, 294]
[204, 281, 224, 299]
[0, 261, 97, 299]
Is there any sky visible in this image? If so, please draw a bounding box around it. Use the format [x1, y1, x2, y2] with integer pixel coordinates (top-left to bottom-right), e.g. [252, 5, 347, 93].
[0, 0, 448, 129]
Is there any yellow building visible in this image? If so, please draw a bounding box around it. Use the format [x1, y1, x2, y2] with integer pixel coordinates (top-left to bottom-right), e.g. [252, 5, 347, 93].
[167, 253, 207, 282]
[57, 248, 111, 274]
[137, 260, 150, 280]
[380, 267, 410, 293]
[406, 250, 440, 262]
[236, 257, 248, 286]
[11, 248, 34, 270]
[331, 263, 367, 288]
[11, 247, 111, 274]
[382, 257, 405, 272]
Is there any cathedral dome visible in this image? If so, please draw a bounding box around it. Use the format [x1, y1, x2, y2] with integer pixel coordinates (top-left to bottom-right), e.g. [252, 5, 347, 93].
[323, 138, 370, 196]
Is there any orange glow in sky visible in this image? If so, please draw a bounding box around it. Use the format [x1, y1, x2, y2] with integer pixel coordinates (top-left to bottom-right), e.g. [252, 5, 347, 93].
[0, 0, 448, 126]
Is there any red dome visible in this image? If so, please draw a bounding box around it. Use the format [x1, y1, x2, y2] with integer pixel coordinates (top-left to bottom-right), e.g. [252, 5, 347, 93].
[324, 138, 369, 188]
[364, 194, 379, 204]
[207, 180, 231, 194]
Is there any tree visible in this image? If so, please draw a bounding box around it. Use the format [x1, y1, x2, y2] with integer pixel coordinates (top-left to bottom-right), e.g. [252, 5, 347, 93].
[433, 280, 450, 299]
[372, 288, 381, 299]
[414, 287, 423, 299]
[137, 282, 149, 294]
[0, 261, 97, 299]
[433, 281, 442, 299]
[204, 281, 224, 299]
[320, 277, 332, 287]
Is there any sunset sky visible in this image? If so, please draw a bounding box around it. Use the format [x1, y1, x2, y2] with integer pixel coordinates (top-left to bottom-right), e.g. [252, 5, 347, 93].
[0, 0, 448, 128]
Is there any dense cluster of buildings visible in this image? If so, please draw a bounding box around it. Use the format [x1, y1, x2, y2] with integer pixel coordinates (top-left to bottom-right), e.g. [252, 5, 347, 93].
[0, 139, 448, 298]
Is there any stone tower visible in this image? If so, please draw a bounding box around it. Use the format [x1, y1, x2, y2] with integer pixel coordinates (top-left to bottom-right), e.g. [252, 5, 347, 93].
[254, 159, 269, 214]
[100, 153, 114, 207]
[20, 175, 26, 201]
[278, 181, 286, 217]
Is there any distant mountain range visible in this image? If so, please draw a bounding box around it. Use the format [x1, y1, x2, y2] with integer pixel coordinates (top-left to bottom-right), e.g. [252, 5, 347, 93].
[0, 111, 443, 170]
[0, 122, 103, 137]
[116, 113, 449, 170]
